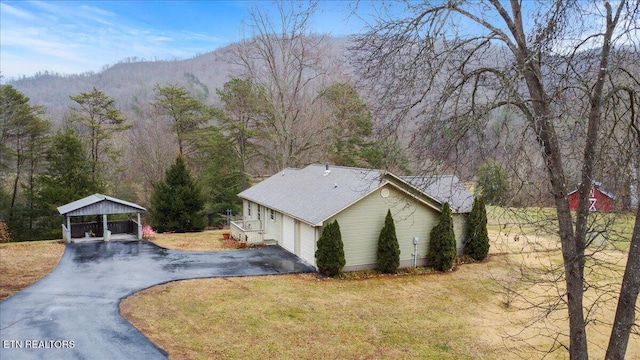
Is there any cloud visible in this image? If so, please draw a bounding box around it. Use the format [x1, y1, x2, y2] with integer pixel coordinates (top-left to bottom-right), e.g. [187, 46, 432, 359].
[0, 3, 36, 20]
[0, 1, 225, 78]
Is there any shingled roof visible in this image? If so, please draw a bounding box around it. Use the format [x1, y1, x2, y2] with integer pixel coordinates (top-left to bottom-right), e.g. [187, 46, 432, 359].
[238, 164, 470, 226]
[401, 175, 474, 213]
[239, 165, 387, 226]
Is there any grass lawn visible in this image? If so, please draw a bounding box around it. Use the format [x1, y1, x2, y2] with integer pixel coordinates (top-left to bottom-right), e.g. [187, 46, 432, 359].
[120, 217, 639, 360]
[486, 206, 637, 253]
[119, 247, 639, 360]
[2, 212, 638, 359]
[0, 240, 65, 301]
[147, 229, 238, 251]
[121, 263, 510, 360]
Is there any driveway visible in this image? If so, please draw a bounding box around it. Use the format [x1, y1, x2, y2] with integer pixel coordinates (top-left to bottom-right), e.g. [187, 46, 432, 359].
[0, 241, 315, 359]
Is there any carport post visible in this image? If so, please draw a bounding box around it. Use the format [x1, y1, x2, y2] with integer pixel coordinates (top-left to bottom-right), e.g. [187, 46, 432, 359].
[137, 213, 142, 240]
[66, 216, 71, 242]
[103, 214, 108, 241]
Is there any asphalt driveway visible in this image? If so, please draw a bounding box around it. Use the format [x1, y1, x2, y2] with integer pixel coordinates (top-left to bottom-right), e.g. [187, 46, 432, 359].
[0, 241, 315, 359]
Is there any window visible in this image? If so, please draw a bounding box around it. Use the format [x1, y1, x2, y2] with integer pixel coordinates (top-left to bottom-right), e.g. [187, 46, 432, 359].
[270, 209, 276, 221]
[247, 201, 251, 217]
[257, 205, 261, 221]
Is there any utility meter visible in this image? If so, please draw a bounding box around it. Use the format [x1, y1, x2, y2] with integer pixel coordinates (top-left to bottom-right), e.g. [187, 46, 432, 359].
[413, 236, 419, 245]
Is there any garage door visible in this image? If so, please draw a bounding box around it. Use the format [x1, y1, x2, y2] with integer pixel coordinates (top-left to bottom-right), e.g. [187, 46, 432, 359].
[282, 216, 295, 253]
[299, 223, 316, 266]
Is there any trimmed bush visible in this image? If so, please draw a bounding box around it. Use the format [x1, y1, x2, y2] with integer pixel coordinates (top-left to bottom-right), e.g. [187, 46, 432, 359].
[465, 197, 490, 260]
[150, 156, 205, 233]
[315, 220, 345, 277]
[376, 210, 401, 273]
[427, 202, 456, 271]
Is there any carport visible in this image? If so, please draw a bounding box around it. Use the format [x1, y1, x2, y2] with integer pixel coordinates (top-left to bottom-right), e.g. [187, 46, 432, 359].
[57, 193, 146, 242]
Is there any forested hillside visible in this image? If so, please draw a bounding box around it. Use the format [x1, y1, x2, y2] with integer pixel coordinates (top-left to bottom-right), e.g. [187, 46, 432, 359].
[2, 3, 638, 242]
[1, 17, 402, 241]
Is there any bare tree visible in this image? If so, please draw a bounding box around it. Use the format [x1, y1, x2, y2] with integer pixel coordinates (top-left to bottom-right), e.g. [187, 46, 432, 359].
[125, 116, 176, 203]
[352, 0, 639, 358]
[224, 0, 334, 171]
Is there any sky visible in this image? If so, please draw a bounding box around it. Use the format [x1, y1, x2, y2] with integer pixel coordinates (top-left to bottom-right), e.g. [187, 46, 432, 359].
[0, 1, 372, 80]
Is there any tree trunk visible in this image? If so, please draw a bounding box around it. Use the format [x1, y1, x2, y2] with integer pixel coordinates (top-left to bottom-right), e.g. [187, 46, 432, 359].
[519, 50, 590, 359]
[606, 202, 640, 359]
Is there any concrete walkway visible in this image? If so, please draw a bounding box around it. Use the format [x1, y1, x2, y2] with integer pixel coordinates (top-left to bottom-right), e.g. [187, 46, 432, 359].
[0, 241, 315, 359]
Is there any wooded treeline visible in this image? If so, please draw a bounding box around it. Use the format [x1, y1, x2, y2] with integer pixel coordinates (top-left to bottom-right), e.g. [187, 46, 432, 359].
[2, 1, 639, 242]
[0, 72, 393, 241]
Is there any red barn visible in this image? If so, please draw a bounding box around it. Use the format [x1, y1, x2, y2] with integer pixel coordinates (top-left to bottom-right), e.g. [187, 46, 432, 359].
[568, 181, 615, 212]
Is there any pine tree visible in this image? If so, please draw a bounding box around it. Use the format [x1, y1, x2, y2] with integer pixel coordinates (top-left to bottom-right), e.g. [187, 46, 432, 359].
[427, 202, 457, 271]
[465, 197, 490, 261]
[376, 210, 401, 273]
[315, 220, 346, 277]
[153, 85, 211, 157]
[34, 129, 101, 239]
[476, 158, 509, 205]
[69, 87, 131, 184]
[150, 156, 205, 233]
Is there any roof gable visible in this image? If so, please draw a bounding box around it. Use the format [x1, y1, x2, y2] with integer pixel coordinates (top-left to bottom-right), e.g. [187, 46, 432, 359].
[401, 175, 474, 213]
[57, 194, 146, 216]
[238, 165, 459, 225]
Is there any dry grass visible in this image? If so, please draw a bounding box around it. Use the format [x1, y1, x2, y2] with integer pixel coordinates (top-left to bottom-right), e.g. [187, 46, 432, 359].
[0, 240, 65, 301]
[121, 227, 640, 360]
[148, 230, 239, 251]
[2, 215, 638, 359]
[122, 252, 640, 360]
[486, 206, 636, 252]
[121, 265, 507, 360]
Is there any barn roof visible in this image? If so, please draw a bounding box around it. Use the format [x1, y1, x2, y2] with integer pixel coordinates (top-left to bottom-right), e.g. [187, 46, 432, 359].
[57, 194, 146, 216]
[567, 180, 616, 200]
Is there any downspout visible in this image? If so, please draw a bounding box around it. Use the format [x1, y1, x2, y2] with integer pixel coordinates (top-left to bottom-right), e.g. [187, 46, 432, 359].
[412, 237, 419, 267]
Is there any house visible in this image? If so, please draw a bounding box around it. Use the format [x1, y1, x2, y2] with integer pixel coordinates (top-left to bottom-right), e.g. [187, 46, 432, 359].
[232, 164, 474, 271]
[58, 194, 146, 242]
[568, 181, 616, 212]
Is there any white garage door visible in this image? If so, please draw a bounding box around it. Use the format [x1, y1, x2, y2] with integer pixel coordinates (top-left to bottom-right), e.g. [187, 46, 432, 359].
[299, 223, 316, 266]
[282, 216, 295, 253]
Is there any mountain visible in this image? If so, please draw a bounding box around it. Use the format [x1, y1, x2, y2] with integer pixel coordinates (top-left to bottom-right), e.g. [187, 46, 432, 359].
[8, 36, 352, 125]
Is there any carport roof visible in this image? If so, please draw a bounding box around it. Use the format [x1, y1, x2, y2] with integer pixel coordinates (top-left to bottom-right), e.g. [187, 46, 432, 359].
[57, 193, 146, 216]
